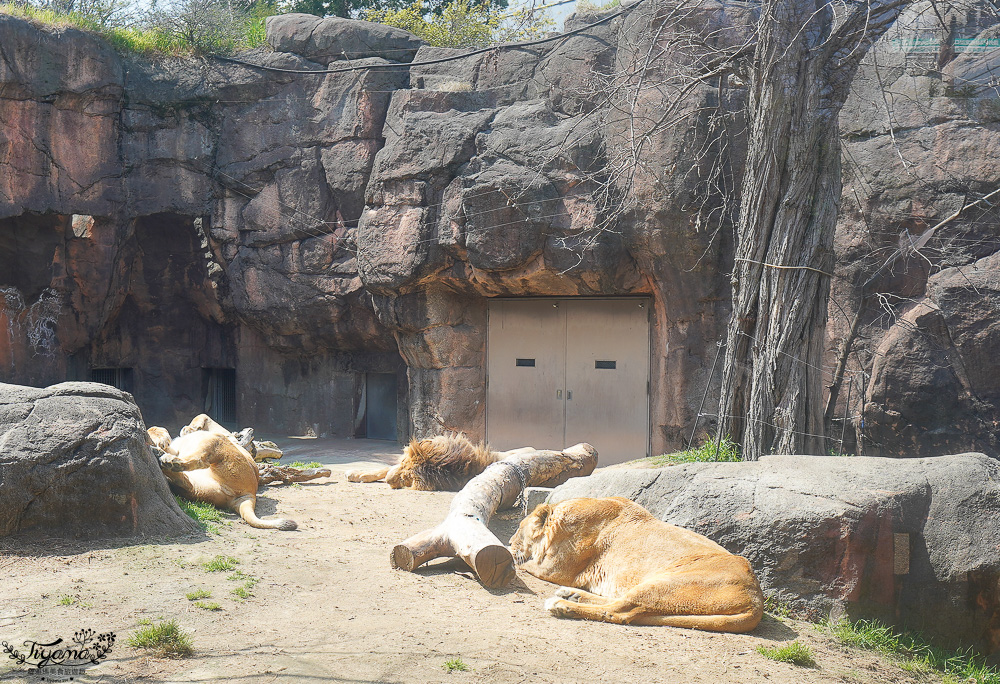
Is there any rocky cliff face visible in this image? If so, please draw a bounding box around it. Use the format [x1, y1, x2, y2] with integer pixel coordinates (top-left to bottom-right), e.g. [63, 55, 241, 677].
[834, 0, 1000, 456]
[1, 4, 999, 456]
[0, 8, 739, 452]
[0, 14, 408, 433]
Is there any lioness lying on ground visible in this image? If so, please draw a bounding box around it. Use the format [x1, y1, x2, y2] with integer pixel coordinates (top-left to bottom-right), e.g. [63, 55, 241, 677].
[346, 432, 498, 491]
[509, 497, 763, 632]
[149, 415, 297, 531]
[178, 413, 282, 462]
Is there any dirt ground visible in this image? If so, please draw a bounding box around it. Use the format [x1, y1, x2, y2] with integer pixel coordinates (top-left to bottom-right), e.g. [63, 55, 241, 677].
[0, 437, 929, 684]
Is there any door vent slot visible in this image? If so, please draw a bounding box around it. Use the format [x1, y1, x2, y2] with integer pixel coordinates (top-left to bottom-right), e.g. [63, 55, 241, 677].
[515, 358, 536, 367]
[595, 360, 617, 369]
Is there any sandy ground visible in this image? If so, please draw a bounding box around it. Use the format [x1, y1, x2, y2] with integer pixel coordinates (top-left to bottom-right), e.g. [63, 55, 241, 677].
[0, 437, 927, 684]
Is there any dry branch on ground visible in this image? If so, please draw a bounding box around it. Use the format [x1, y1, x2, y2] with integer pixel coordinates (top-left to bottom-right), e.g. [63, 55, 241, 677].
[391, 443, 598, 588]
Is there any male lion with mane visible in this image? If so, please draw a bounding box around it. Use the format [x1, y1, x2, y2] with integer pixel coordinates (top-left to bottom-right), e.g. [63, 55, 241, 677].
[149, 414, 297, 531]
[346, 432, 498, 491]
[510, 497, 763, 632]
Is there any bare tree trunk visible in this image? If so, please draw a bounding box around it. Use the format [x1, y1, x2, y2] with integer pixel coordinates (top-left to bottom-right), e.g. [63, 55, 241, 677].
[391, 443, 598, 588]
[717, 0, 905, 460]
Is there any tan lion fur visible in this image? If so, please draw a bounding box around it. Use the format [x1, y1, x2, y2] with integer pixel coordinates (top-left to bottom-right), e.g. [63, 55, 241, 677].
[149, 417, 297, 531]
[509, 497, 763, 633]
[346, 432, 498, 491]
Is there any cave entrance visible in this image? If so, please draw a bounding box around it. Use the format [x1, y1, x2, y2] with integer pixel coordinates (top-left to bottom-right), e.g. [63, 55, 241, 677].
[203, 367, 237, 428]
[0, 213, 65, 303]
[364, 372, 398, 441]
[90, 367, 135, 394]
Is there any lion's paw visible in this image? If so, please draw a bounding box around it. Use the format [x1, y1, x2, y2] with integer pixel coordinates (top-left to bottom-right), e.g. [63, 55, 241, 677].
[159, 454, 185, 472]
[554, 587, 581, 602]
[544, 597, 562, 613]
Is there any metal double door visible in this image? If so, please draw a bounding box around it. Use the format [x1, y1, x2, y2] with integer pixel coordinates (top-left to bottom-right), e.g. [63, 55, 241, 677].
[486, 298, 650, 465]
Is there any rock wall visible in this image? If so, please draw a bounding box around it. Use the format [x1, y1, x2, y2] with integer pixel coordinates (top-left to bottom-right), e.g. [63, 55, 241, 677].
[0, 9, 738, 452]
[1, 3, 999, 454]
[354, 5, 744, 449]
[834, 0, 1000, 457]
[0, 14, 407, 434]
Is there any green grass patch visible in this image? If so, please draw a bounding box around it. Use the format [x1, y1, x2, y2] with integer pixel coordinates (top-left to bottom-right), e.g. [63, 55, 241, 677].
[227, 570, 259, 600]
[576, 0, 621, 11]
[127, 619, 193, 658]
[227, 570, 258, 585]
[56, 594, 91, 608]
[634, 437, 741, 467]
[175, 496, 228, 534]
[105, 25, 190, 55]
[231, 585, 253, 600]
[757, 641, 816, 667]
[185, 589, 211, 601]
[288, 461, 323, 469]
[203, 555, 239, 572]
[830, 619, 1000, 683]
[444, 657, 469, 672]
[0, 3, 188, 55]
[193, 601, 222, 611]
[0, 2, 273, 56]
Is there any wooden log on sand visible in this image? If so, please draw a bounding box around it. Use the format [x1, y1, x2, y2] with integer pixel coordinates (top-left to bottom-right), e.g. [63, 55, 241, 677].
[391, 443, 598, 588]
[258, 464, 332, 485]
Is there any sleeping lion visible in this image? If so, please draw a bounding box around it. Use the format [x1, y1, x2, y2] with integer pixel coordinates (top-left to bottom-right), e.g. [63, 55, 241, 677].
[510, 497, 763, 633]
[149, 415, 297, 531]
[346, 432, 498, 491]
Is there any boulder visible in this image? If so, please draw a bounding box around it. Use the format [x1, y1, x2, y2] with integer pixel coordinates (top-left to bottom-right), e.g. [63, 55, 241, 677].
[266, 14, 423, 65]
[833, 2, 1000, 457]
[863, 251, 1000, 456]
[0, 381, 199, 539]
[550, 454, 1000, 651]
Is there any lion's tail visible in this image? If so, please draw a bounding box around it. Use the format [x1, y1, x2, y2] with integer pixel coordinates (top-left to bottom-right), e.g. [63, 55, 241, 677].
[640, 607, 763, 633]
[234, 496, 297, 531]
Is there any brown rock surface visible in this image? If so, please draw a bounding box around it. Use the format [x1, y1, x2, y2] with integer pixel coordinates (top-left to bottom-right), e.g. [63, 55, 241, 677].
[832, 1, 1000, 456]
[2, 4, 999, 455]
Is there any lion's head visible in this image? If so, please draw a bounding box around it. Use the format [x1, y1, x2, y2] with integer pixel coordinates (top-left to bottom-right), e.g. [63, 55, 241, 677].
[384, 443, 417, 489]
[509, 503, 552, 566]
[509, 498, 633, 581]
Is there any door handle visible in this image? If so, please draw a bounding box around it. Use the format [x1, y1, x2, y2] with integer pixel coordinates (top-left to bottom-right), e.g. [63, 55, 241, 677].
[556, 389, 562, 399]
[567, 391, 572, 400]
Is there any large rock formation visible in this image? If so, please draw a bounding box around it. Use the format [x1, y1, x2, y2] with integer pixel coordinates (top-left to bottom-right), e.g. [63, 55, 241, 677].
[0, 381, 199, 539]
[0, 1, 999, 456]
[0, 7, 739, 452]
[0, 13, 407, 434]
[832, 0, 1000, 457]
[355, 5, 746, 445]
[550, 455, 1000, 651]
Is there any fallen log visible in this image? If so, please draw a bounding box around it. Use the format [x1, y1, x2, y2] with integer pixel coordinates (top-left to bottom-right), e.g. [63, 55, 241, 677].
[258, 463, 332, 485]
[391, 443, 598, 588]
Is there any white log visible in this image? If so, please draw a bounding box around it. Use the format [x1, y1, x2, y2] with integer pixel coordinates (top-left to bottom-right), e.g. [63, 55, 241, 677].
[391, 443, 597, 588]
